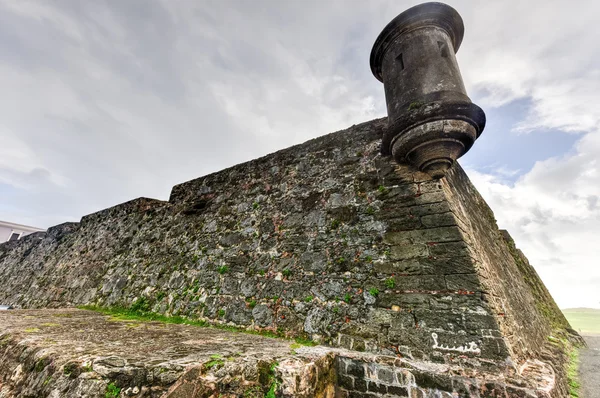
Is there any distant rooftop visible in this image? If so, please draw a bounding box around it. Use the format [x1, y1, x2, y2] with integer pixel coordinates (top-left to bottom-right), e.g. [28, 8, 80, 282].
[0, 220, 45, 232]
[0, 220, 45, 243]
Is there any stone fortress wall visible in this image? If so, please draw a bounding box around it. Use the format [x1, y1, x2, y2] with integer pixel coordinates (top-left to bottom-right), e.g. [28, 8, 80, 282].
[0, 119, 574, 392]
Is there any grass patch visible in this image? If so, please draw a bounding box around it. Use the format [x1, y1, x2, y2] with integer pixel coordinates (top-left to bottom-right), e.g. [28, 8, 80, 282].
[204, 354, 225, 370]
[385, 278, 395, 289]
[408, 101, 424, 110]
[81, 305, 211, 328]
[217, 265, 229, 274]
[130, 297, 151, 313]
[265, 361, 279, 398]
[78, 305, 317, 347]
[567, 348, 581, 397]
[105, 382, 120, 398]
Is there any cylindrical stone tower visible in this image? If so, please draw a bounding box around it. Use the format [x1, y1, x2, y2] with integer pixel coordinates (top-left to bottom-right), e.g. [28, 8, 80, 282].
[370, 2, 485, 179]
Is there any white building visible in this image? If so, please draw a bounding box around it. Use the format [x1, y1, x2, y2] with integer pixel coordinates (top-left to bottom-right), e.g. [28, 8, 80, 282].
[0, 220, 45, 243]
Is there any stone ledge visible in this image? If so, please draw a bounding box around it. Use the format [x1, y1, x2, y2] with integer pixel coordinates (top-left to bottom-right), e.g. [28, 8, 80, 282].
[0, 309, 559, 397]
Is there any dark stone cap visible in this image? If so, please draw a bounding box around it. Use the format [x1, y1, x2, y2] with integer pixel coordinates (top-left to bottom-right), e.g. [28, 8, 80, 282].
[370, 2, 464, 82]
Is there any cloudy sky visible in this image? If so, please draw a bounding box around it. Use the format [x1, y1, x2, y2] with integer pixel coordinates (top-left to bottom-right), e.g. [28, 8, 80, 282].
[0, 0, 598, 309]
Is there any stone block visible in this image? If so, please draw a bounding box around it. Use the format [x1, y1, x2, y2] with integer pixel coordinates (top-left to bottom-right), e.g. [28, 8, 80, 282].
[383, 202, 451, 219]
[479, 336, 511, 360]
[374, 260, 425, 275]
[348, 392, 378, 398]
[378, 253, 475, 277]
[394, 275, 446, 291]
[338, 374, 355, 390]
[376, 366, 395, 384]
[354, 377, 368, 392]
[384, 227, 463, 246]
[420, 212, 456, 228]
[346, 360, 365, 378]
[409, 202, 452, 217]
[386, 184, 419, 198]
[410, 389, 425, 398]
[387, 216, 423, 231]
[385, 192, 446, 208]
[463, 314, 498, 331]
[428, 241, 469, 257]
[387, 385, 409, 397]
[445, 274, 482, 292]
[367, 381, 388, 394]
[252, 305, 273, 327]
[367, 308, 393, 326]
[387, 328, 432, 352]
[412, 309, 464, 331]
[396, 369, 415, 386]
[389, 244, 429, 260]
[411, 369, 454, 391]
[378, 293, 430, 310]
[429, 292, 482, 311]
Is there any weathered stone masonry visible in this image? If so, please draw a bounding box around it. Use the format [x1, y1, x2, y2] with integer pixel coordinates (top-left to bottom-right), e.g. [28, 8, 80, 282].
[0, 119, 501, 359]
[0, 117, 578, 396]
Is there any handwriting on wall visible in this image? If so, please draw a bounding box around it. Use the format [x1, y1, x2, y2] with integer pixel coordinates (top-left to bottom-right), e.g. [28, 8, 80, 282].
[431, 332, 481, 354]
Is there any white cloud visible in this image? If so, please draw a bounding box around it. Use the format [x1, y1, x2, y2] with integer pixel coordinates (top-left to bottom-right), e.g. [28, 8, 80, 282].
[466, 135, 600, 309]
[0, 0, 599, 309]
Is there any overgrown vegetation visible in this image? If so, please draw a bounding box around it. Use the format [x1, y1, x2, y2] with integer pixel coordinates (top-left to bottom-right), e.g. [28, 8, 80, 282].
[385, 277, 395, 289]
[130, 297, 151, 313]
[217, 265, 229, 274]
[567, 348, 581, 397]
[63, 362, 78, 376]
[105, 382, 120, 398]
[204, 354, 225, 370]
[504, 237, 569, 330]
[547, 333, 585, 398]
[265, 362, 279, 398]
[408, 101, 424, 110]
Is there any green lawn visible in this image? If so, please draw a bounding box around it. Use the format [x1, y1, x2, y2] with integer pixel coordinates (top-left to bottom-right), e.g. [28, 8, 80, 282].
[562, 308, 600, 335]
